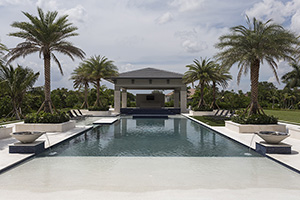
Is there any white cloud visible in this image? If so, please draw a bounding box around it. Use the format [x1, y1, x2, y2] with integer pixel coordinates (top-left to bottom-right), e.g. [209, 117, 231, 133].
[290, 10, 300, 33]
[181, 40, 207, 53]
[0, 0, 32, 6]
[245, 0, 287, 23]
[156, 12, 173, 24]
[175, 29, 208, 53]
[246, 0, 300, 32]
[118, 63, 139, 73]
[36, 0, 59, 10]
[169, 0, 205, 12]
[63, 5, 87, 23]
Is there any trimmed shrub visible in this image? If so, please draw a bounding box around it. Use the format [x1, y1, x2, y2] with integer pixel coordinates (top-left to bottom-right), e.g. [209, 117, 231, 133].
[24, 111, 70, 123]
[88, 105, 109, 111]
[232, 114, 278, 124]
[192, 105, 213, 111]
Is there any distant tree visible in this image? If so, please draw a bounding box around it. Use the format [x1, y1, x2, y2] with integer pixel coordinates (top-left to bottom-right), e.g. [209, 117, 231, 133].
[151, 90, 164, 94]
[84, 55, 118, 107]
[216, 17, 300, 116]
[183, 58, 216, 108]
[282, 62, 300, 89]
[210, 64, 232, 109]
[0, 65, 39, 119]
[258, 82, 278, 108]
[7, 7, 85, 113]
[70, 64, 91, 109]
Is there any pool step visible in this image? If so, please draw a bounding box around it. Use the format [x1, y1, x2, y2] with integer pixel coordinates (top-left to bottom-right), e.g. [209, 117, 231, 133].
[93, 118, 119, 124]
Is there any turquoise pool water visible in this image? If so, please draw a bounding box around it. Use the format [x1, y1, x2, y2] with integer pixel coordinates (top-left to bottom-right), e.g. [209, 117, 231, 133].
[41, 116, 260, 157]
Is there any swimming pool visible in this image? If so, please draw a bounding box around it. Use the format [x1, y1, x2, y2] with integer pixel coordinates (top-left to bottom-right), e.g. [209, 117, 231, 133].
[0, 116, 300, 199]
[42, 116, 260, 157]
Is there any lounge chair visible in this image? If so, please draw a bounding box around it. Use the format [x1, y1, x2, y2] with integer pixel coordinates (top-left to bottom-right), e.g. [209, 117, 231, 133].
[218, 110, 225, 116]
[214, 109, 220, 116]
[77, 109, 83, 115]
[73, 109, 87, 119]
[221, 110, 230, 117]
[72, 110, 80, 117]
[67, 110, 76, 119]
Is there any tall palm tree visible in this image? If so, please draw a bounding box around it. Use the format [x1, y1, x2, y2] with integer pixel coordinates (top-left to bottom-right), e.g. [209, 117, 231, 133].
[70, 63, 90, 109]
[0, 64, 39, 119]
[215, 16, 300, 115]
[282, 62, 300, 89]
[183, 58, 216, 108]
[0, 41, 8, 65]
[84, 55, 118, 107]
[210, 64, 232, 109]
[6, 7, 85, 113]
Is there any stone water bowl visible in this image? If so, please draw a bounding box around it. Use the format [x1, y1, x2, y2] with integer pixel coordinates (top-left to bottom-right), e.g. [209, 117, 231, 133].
[11, 131, 45, 143]
[256, 131, 290, 144]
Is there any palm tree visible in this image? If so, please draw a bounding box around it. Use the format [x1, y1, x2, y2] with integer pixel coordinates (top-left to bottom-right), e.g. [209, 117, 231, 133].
[183, 58, 216, 108]
[282, 62, 300, 89]
[6, 7, 85, 113]
[84, 55, 118, 107]
[0, 64, 39, 119]
[0, 41, 8, 65]
[210, 64, 232, 109]
[215, 16, 300, 115]
[70, 63, 90, 109]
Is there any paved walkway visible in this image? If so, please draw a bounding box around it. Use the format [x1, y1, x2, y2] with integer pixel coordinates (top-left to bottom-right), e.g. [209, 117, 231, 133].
[185, 114, 300, 173]
[0, 125, 92, 173]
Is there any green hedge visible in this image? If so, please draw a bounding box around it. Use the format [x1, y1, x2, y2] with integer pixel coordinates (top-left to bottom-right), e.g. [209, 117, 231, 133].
[232, 114, 278, 124]
[88, 106, 109, 111]
[24, 111, 70, 123]
[192, 105, 213, 111]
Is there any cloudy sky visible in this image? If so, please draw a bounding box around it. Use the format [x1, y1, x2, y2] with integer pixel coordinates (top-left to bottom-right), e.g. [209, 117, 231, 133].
[0, 0, 299, 93]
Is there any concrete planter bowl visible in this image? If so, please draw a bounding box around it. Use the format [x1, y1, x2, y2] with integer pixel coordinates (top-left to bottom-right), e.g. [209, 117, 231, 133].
[257, 131, 290, 144]
[11, 131, 45, 143]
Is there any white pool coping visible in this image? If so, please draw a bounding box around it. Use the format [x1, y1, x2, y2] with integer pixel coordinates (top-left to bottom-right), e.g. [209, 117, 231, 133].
[183, 114, 300, 173]
[0, 125, 92, 173]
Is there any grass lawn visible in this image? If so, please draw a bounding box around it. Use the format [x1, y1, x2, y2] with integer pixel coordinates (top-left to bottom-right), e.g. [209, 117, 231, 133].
[192, 116, 229, 126]
[264, 109, 300, 124]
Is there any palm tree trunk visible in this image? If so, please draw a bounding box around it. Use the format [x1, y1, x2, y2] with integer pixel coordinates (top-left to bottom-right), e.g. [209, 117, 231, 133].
[197, 82, 205, 108]
[38, 52, 53, 113]
[12, 100, 20, 120]
[84, 83, 89, 109]
[94, 80, 102, 107]
[210, 81, 217, 109]
[249, 59, 260, 115]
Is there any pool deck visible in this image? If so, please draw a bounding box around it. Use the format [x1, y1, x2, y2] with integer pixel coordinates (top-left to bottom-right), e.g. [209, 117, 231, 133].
[1, 115, 300, 174]
[0, 123, 92, 173]
[184, 114, 300, 173]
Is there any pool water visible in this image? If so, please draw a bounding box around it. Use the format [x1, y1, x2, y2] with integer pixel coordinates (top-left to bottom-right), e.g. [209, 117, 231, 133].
[42, 116, 260, 157]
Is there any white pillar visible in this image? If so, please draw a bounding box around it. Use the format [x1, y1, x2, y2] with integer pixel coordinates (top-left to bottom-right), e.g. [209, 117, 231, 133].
[174, 90, 180, 108]
[180, 88, 187, 113]
[114, 86, 121, 113]
[122, 88, 127, 108]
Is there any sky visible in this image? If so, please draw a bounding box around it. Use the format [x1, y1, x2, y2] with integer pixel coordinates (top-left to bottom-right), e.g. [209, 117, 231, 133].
[0, 0, 300, 94]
